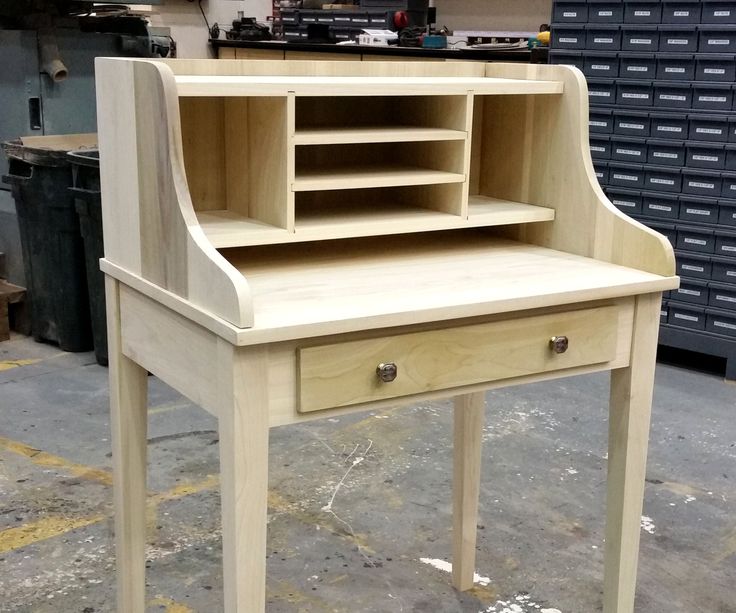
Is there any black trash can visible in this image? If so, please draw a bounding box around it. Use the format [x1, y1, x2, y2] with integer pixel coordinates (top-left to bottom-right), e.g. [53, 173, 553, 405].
[2, 138, 94, 352]
[68, 149, 107, 366]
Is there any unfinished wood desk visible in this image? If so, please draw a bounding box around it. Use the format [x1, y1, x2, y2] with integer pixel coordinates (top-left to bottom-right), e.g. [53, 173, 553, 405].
[95, 58, 679, 612]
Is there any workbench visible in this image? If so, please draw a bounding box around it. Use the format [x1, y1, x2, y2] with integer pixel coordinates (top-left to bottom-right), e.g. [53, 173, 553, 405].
[95, 58, 679, 612]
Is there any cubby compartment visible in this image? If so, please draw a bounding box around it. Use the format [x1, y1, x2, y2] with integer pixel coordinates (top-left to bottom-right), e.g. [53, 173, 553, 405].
[179, 95, 293, 245]
[293, 95, 469, 145]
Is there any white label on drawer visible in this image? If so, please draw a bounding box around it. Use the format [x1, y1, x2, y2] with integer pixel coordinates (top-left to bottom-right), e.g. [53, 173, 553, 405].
[620, 122, 644, 130]
[614, 173, 637, 181]
[623, 93, 649, 99]
[596, 172, 604, 179]
[594, 37, 614, 43]
[697, 128, 723, 135]
[661, 310, 667, 317]
[716, 294, 736, 303]
[631, 38, 652, 44]
[685, 238, 708, 245]
[714, 320, 736, 330]
[592, 64, 611, 70]
[627, 66, 649, 72]
[667, 38, 689, 45]
[728, 270, 736, 276]
[651, 178, 675, 185]
[598, 11, 613, 16]
[693, 155, 720, 162]
[590, 91, 611, 97]
[559, 37, 579, 43]
[714, 10, 732, 17]
[335, 16, 350, 21]
[654, 152, 678, 159]
[689, 182, 716, 189]
[591, 146, 606, 152]
[673, 11, 691, 17]
[650, 204, 673, 211]
[679, 288, 702, 296]
[563, 11, 578, 17]
[682, 264, 705, 272]
[318, 18, 333, 22]
[660, 94, 687, 101]
[635, 10, 651, 16]
[704, 68, 727, 74]
[699, 96, 728, 102]
[618, 148, 642, 156]
[675, 313, 700, 322]
[722, 245, 736, 252]
[590, 120, 608, 127]
[666, 67, 686, 73]
[708, 39, 730, 45]
[686, 208, 712, 216]
[658, 126, 684, 133]
[613, 199, 636, 207]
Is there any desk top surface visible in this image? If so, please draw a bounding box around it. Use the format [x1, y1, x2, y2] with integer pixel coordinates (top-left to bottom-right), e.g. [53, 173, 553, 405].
[219, 233, 676, 344]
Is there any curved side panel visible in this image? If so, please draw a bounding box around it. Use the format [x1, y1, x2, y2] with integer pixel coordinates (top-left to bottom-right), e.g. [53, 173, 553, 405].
[96, 58, 253, 328]
[481, 62, 675, 278]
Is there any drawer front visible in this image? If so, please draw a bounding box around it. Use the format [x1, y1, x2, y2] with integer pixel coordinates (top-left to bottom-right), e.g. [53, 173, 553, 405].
[298, 306, 619, 413]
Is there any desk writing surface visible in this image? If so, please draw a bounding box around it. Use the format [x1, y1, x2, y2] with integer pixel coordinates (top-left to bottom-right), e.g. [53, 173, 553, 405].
[223, 233, 673, 343]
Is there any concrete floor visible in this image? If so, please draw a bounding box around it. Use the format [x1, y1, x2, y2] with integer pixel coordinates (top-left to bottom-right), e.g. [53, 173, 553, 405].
[0, 334, 734, 613]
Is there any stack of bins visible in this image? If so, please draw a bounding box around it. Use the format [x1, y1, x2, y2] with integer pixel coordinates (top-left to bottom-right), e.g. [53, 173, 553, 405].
[550, 0, 736, 379]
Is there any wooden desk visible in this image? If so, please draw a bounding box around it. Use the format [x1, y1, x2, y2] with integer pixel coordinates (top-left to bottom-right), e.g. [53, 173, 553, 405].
[95, 58, 679, 612]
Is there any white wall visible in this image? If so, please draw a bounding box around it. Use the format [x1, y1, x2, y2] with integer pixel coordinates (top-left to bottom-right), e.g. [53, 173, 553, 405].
[147, 0, 272, 58]
[434, 0, 553, 33]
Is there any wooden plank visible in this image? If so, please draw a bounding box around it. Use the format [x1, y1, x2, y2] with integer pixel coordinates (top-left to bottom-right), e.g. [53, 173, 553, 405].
[293, 165, 465, 191]
[119, 284, 220, 416]
[293, 126, 467, 145]
[217, 342, 269, 613]
[174, 75, 564, 97]
[106, 276, 149, 613]
[603, 292, 662, 613]
[297, 305, 619, 412]
[452, 392, 485, 591]
[224, 235, 676, 344]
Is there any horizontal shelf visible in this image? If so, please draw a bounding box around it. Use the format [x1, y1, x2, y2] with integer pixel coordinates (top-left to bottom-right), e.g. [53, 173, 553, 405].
[293, 126, 467, 145]
[197, 197, 555, 249]
[293, 164, 465, 191]
[175, 75, 564, 97]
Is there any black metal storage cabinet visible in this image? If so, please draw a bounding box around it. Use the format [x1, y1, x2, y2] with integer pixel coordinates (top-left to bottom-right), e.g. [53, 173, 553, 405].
[551, 0, 736, 378]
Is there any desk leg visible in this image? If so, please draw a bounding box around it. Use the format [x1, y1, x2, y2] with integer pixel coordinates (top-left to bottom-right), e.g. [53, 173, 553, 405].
[452, 391, 485, 591]
[218, 342, 270, 613]
[106, 276, 149, 613]
[603, 293, 661, 613]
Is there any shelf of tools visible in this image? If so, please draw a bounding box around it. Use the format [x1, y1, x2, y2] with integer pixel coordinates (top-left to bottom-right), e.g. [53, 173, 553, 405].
[550, 0, 736, 378]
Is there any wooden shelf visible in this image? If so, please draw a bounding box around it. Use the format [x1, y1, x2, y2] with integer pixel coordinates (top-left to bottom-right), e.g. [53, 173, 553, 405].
[293, 164, 465, 192]
[293, 126, 467, 145]
[175, 75, 564, 97]
[197, 197, 555, 249]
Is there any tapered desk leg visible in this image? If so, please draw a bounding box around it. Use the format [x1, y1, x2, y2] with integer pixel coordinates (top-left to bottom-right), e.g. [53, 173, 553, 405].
[603, 293, 661, 613]
[452, 391, 485, 591]
[217, 342, 270, 613]
[106, 276, 149, 613]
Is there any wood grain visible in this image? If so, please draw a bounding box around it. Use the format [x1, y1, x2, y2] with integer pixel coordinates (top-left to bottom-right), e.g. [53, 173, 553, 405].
[298, 305, 619, 412]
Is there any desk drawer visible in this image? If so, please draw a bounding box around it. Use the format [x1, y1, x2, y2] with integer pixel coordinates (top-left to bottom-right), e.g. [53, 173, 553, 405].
[298, 306, 619, 413]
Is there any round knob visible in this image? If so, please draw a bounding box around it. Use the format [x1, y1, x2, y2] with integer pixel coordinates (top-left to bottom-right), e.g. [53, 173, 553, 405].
[549, 336, 569, 354]
[376, 362, 398, 383]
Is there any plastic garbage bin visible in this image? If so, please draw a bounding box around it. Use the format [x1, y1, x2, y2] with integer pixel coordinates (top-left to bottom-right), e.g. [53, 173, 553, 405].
[1, 135, 96, 352]
[68, 149, 107, 365]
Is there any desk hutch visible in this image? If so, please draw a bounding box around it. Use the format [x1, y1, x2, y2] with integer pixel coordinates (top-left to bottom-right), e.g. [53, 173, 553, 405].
[95, 58, 679, 612]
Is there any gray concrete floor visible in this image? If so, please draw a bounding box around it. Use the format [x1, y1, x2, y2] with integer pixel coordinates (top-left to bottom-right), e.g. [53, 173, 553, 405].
[0, 333, 734, 613]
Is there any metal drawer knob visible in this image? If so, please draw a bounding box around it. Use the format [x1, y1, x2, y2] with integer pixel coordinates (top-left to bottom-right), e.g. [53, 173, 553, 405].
[550, 336, 569, 354]
[376, 362, 398, 383]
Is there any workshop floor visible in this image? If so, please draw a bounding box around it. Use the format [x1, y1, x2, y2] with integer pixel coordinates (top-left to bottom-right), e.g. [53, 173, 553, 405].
[0, 334, 734, 613]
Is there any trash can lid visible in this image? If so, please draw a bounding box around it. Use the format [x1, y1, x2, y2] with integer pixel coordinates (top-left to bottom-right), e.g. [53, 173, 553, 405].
[67, 149, 100, 168]
[2, 134, 97, 167]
